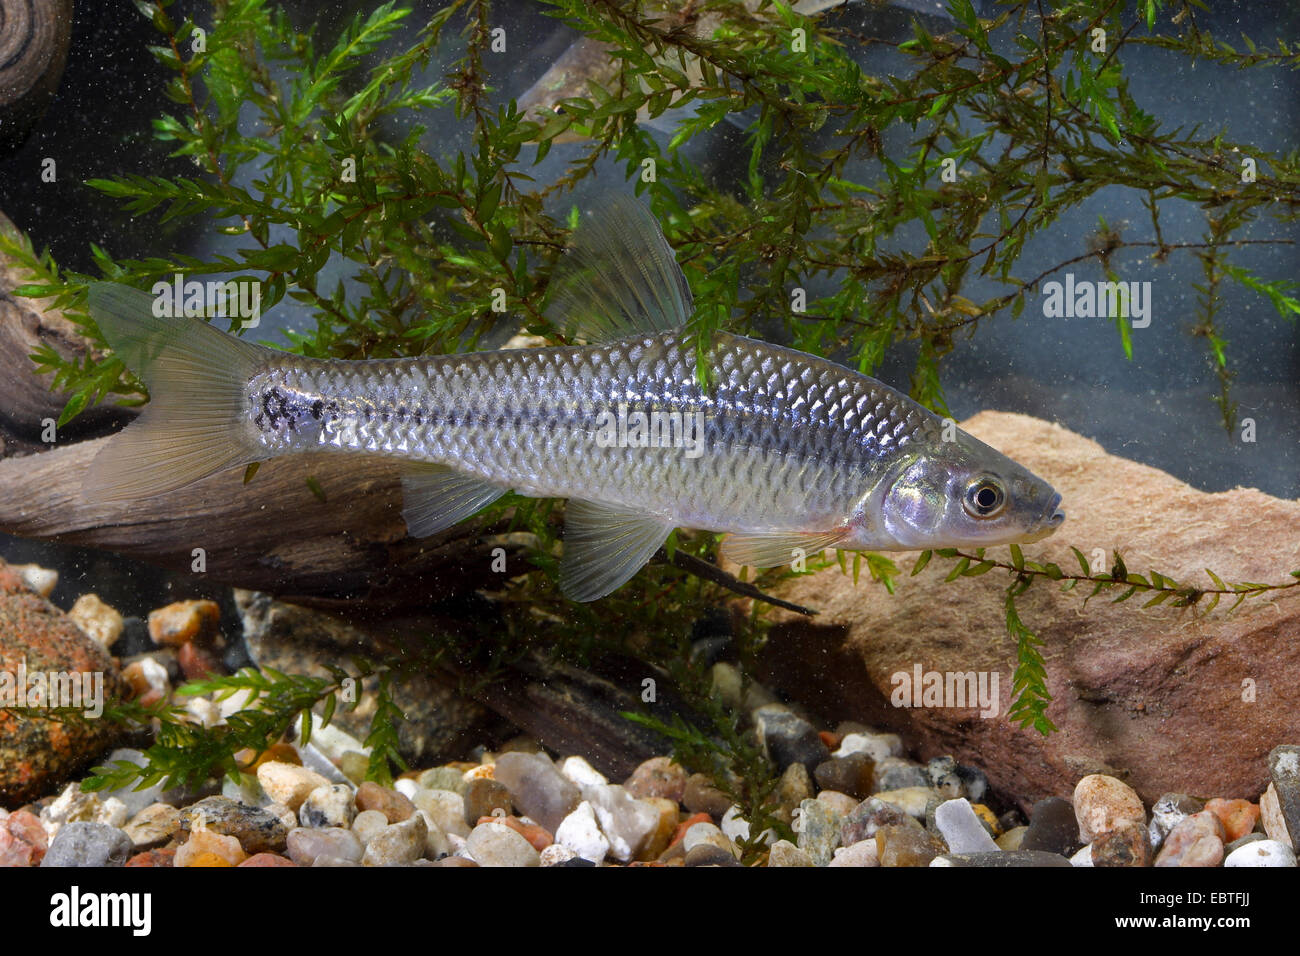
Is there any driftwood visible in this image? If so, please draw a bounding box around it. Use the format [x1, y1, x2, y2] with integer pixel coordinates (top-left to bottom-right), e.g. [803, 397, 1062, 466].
[0, 439, 523, 611]
[467, 651, 675, 780]
[0, 0, 74, 154]
[0, 217, 136, 453]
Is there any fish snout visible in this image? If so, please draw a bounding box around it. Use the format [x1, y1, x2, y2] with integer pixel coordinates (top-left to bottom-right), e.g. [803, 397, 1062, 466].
[1045, 492, 1065, 529]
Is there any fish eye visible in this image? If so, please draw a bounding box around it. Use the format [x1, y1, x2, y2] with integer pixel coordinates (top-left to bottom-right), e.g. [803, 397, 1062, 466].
[963, 475, 1006, 518]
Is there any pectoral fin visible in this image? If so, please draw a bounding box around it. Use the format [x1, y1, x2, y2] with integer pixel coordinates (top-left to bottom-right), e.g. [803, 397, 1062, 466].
[719, 529, 851, 569]
[400, 464, 508, 538]
[560, 500, 675, 602]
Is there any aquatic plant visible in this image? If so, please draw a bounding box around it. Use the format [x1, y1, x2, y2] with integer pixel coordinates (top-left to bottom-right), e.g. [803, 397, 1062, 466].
[2, 0, 1298, 807]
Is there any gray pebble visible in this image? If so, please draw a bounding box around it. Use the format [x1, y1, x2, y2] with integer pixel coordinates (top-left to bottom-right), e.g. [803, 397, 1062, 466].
[41, 822, 133, 867]
[841, 796, 921, 847]
[796, 798, 842, 866]
[933, 850, 1072, 867]
[287, 826, 363, 865]
[686, 844, 742, 866]
[362, 814, 428, 866]
[1268, 745, 1300, 849]
[1020, 797, 1079, 856]
[180, 795, 288, 854]
[755, 705, 829, 773]
[492, 752, 579, 834]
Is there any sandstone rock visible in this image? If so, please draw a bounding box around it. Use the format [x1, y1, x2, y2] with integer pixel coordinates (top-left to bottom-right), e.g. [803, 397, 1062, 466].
[744, 412, 1300, 806]
[0, 559, 122, 805]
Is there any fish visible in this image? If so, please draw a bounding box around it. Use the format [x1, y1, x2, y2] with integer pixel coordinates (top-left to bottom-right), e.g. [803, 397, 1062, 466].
[84, 196, 1064, 602]
[517, 0, 964, 142]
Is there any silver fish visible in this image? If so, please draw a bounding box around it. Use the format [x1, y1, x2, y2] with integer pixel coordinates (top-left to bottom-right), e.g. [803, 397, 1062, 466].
[86, 197, 1062, 601]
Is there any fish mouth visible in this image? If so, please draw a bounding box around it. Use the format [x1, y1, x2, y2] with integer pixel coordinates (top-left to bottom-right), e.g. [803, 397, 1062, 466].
[1017, 493, 1065, 544]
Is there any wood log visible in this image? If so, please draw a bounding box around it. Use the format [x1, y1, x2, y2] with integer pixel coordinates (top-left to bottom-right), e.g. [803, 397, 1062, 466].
[0, 440, 525, 611]
[0, 212, 136, 454]
[0, 0, 74, 154]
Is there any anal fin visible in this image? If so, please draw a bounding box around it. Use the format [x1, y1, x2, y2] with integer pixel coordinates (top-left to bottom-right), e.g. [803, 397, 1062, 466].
[719, 529, 850, 569]
[401, 464, 508, 538]
[560, 500, 675, 602]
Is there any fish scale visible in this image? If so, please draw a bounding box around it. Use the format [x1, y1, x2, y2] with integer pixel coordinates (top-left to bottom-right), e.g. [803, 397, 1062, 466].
[245, 331, 938, 535]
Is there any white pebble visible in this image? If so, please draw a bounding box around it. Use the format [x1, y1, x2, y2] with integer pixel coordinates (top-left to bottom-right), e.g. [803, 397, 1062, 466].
[256, 761, 331, 812]
[834, 731, 901, 761]
[555, 801, 609, 863]
[1070, 844, 1094, 867]
[683, 821, 739, 858]
[352, 809, 389, 845]
[1224, 839, 1296, 867]
[465, 822, 540, 867]
[68, 594, 123, 648]
[362, 814, 427, 866]
[409, 788, 469, 839]
[418, 811, 451, 860]
[829, 839, 880, 867]
[540, 843, 578, 866]
[721, 805, 751, 843]
[184, 697, 223, 728]
[15, 564, 57, 598]
[393, 778, 420, 800]
[216, 687, 261, 720]
[560, 755, 608, 788]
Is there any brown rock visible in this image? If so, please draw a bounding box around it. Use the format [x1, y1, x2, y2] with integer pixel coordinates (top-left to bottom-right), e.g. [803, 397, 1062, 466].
[125, 848, 176, 867]
[462, 777, 513, 826]
[744, 412, 1300, 806]
[876, 824, 944, 867]
[238, 852, 298, 867]
[682, 773, 733, 818]
[624, 757, 688, 803]
[0, 559, 122, 806]
[354, 781, 414, 823]
[813, 753, 875, 800]
[1074, 774, 1146, 842]
[1091, 821, 1152, 867]
[177, 641, 223, 680]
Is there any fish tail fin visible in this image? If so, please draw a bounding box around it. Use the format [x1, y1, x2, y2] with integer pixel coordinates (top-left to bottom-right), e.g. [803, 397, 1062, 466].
[84, 281, 267, 502]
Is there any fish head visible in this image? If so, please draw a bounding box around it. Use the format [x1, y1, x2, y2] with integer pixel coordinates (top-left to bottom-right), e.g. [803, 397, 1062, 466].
[873, 428, 1065, 550]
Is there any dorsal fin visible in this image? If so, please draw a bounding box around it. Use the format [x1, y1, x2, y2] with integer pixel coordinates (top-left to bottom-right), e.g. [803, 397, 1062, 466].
[545, 195, 693, 343]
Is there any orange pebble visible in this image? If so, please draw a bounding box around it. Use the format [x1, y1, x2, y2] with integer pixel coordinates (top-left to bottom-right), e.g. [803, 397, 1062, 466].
[669, 812, 712, 848]
[818, 730, 841, 750]
[249, 742, 302, 770]
[1204, 798, 1259, 842]
[238, 853, 298, 867]
[187, 852, 234, 867]
[147, 599, 221, 647]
